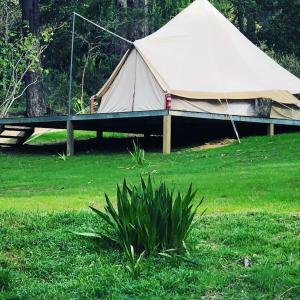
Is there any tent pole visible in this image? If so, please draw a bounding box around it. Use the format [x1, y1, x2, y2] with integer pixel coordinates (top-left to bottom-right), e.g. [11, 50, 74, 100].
[67, 120, 74, 156]
[66, 13, 76, 156]
[163, 115, 172, 154]
[96, 130, 103, 144]
[66, 11, 132, 156]
[68, 12, 76, 118]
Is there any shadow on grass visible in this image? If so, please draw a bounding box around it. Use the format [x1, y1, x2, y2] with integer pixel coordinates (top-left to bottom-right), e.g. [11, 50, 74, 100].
[1, 120, 299, 156]
[1, 135, 206, 156]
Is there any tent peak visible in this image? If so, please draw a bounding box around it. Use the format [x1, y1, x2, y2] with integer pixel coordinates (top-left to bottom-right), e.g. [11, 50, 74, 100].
[134, 0, 219, 43]
[192, 0, 213, 6]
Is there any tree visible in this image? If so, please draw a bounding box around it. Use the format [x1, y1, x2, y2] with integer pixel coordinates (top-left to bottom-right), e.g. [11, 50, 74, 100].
[14, 0, 298, 117]
[114, 0, 150, 54]
[263, 0, 300, 57]
[114, 0, 129, 55]
[127, 0, 150, 40]
[0, 0, 48, 117]
[21, 0, 47, 117]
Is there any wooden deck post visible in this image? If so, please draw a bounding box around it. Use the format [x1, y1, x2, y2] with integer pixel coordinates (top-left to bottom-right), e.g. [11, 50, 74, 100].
[96, 130, 103, 142]
[67, 120, 74, 156]
[163, 115, 172, 154]
[267, 123, 274, 137]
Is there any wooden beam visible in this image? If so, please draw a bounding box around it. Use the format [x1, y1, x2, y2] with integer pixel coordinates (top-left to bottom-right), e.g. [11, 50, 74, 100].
[267, 123, 275, 137]
[72, 110, 168, 121]
[170, 110, 300, 127]
[0, 115, 68, 125]
[67, 120, 74, 156]
[163, 115, 171, 154]
[1, 110, 299, 127]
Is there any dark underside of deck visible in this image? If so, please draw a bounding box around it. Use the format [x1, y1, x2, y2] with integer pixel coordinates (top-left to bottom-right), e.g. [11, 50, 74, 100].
[0, 110, 299, 154]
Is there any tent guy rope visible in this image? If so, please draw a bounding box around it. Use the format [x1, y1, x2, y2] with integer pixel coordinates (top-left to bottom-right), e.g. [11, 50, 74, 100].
[67, 12, 133, 120]
[73, 12, 133, 45]
[224, 99, 241, 144]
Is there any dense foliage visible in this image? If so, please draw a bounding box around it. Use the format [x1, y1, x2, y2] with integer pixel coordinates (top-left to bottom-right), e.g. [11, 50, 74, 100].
[0, 0, 300, 115]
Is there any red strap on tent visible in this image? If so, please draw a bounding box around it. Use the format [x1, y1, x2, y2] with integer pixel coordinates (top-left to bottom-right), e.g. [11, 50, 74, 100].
[165, 94, 172, 110]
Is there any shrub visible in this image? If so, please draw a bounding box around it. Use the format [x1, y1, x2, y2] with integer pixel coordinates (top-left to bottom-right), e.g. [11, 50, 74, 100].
[75, 177, 204, 255]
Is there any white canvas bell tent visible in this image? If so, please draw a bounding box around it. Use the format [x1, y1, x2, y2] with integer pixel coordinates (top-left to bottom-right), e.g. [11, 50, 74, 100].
[95, 0, 300, 119]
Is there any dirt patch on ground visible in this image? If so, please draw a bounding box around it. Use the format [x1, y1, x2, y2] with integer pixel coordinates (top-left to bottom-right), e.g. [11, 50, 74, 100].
[2, 251, 22, 267]
[191, 139, 236, 151]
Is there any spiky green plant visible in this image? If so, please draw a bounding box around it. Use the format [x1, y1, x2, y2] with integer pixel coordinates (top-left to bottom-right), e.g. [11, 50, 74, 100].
[125, 245, 145, 278]
[58, 152, 67, 161]
[75, 177, 204, 255]
[128, 140, 146, 167]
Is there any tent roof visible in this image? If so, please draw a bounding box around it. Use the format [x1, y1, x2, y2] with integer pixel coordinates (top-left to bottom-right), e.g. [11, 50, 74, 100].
[97, 0, 300, 106]
[132, 0, 300, 105]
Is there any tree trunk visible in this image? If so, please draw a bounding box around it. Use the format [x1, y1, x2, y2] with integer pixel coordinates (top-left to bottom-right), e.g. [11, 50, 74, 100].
[114, 0, 129, 55]
[114, 0, 149, 55]
[127, 0, 150, 40]
[21, 0, 46, 117]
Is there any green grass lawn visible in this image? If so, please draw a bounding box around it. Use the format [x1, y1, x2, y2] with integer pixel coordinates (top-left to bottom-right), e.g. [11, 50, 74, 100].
[0, 212, 299, 299]
[0, 132, 299, 212]
[0, 132, 299, 299]
[28, 131, 125, 145]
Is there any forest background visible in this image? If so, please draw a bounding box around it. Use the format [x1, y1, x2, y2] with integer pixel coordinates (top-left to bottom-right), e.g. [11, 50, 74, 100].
[1, 0, 300, 117]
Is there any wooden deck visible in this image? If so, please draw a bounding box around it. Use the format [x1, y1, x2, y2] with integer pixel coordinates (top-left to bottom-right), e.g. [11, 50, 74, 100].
[0, 110, 299, 155]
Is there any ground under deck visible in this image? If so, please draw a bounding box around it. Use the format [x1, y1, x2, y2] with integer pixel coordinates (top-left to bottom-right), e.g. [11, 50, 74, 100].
[0, 110, 299, 154]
